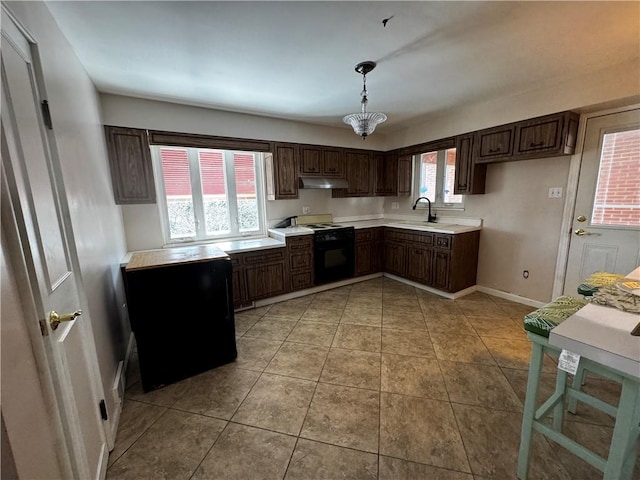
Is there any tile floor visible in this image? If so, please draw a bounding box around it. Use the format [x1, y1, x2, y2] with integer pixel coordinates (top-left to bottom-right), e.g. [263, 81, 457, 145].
[107, 277, 631, 480]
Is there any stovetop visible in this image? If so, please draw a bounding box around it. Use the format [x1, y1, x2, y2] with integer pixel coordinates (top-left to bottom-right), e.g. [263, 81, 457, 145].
[304, 223, 345, 230]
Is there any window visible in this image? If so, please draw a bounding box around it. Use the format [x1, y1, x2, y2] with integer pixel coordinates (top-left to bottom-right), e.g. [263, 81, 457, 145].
[591, 128, 640, 227]
[414, 147, 464, 208]
[152, 146, 266, 243]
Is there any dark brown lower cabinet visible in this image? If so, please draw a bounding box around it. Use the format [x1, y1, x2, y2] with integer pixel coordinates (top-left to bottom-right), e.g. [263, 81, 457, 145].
[231, 248, 287, 308]
[384, 242, 407, 277]
[406, 246, 432, 284]
[383, 228, 479, 293]
[287, 235, 314, 291]
[431, 250, 451, 290]
[355, 227, 384, 277]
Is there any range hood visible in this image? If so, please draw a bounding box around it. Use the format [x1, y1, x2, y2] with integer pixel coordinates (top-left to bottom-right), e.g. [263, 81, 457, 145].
[299, 177, 349, 189]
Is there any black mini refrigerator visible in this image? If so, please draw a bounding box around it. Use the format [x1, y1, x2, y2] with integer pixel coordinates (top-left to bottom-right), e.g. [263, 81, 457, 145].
[123, 255, 237, 392]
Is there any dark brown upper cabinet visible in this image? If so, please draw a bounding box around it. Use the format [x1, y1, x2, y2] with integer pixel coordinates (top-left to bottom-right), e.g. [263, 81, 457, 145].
[104, 126, 156, 204]
[513, 111, 579, 159]
[454, 133, 486, 195]
[268, 143, 299, 199]
[299, 145, 344, 178]
[342, 150, 373, 197]
[397, 155, 412, 197]
[474, 125, 515, 163]
[374, 153, 398, 196]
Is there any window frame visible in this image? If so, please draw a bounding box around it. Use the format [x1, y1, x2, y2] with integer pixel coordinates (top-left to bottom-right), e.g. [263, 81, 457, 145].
[413, 148, 465, 210]
[152, 145, 268, 245]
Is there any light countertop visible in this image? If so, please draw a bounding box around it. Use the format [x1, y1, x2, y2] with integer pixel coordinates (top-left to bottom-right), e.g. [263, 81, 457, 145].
[123, 217, 483, 267]
[269, 216, 482, 237]
[125, 244, 229, 271]
[549, 303, 639, 378]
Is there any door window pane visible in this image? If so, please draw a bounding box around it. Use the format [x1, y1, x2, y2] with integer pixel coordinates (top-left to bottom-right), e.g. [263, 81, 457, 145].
[199, 151, 230, 234]
[160, 148, 195, 239]
[592, 129, 640, 227]
[234, 153, 259, 232]
[443, 148, 462, 204]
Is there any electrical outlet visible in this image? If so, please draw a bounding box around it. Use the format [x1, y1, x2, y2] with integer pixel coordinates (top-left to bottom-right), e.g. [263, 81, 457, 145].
[548, 187, 563, 198]
[391, 202, 400, 210]
[302, 206, 310, 214]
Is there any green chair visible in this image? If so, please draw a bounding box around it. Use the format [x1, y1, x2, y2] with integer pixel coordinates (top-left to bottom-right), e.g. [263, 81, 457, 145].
[517, 296, 639, 479]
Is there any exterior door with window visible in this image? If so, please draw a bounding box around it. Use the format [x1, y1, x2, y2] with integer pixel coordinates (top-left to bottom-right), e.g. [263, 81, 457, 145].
[563, 109, 640, 294]
[1, 10, 108, 479]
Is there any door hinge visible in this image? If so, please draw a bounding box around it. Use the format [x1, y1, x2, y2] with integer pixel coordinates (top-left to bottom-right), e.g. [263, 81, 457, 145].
[99, 399, 108, 421]
[40, 100, 53, 130]
[38, 318, 49, 336]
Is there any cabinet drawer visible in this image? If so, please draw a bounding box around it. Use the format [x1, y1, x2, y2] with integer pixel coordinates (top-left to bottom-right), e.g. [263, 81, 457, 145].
[475, 126, 515, 162]
[356, 229, 372, 243]
[435, 235, 451, 250]
[287, 236, 313, 249]
[418, 232, 434, 246]
[291, 272, 313, 290]
[290, 252, 312, 270]
[243, 249, 285, 265]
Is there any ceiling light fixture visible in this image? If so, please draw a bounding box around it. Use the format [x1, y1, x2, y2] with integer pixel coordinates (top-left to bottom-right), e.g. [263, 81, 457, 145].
[343, 61, 387, 139]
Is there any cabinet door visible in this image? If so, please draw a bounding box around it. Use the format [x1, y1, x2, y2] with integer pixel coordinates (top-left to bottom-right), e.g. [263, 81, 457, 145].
[454, 134, 486, 195]
[300, 145, 322, 176]
[273, 144, 299, 199]
[475, 125, 515, 163]
[384, 242, 406, 276]
[232, 268, 248, 308]
[245, 262, 287, 300]
[355, 242, 373, 276]
[345, 151, 372, 196]
[397, 155, 412, 197]
[406, 247, 432, 284]
[105, 126, 156, 204]
[432, 250, 451, 290]
[374, 153, 398, 196]
[321, 148, 344, 177]
[513, 112, 579, 158]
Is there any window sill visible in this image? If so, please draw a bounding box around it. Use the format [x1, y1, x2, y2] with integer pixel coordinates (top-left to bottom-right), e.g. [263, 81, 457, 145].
[163, 234, 268, 249]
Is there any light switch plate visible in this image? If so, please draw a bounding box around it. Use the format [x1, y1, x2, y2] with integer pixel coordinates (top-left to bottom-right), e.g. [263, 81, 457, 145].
[548, 187, 563, 198]
[302, 206, 311, 214]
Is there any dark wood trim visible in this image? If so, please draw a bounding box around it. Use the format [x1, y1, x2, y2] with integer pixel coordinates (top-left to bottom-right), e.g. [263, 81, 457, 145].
[392, 137, 456, 157]
[148, 130, 272, 152]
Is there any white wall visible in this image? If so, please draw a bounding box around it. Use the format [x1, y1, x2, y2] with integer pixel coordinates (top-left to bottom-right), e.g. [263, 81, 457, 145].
[101, 94, 387, 251]
[6, 1, 130, 425]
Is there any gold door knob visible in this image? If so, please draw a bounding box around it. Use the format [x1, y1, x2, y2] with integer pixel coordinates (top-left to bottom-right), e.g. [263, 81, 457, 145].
[576, 215, 587, 222]
[49, 309, 82, 331]
[574, 228, 594, 236]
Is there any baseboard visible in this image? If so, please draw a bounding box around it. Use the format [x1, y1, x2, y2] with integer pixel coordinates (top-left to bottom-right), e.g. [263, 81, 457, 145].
[106, 333, 135, 451]
[382, 274, 477, 299]
[253, 273, 383, 308]
[476, 285, 545, 307]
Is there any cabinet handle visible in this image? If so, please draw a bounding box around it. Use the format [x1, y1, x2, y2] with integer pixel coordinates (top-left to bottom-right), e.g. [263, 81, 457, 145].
[529, 141, 545, 148]
[488, 147, 501, 154]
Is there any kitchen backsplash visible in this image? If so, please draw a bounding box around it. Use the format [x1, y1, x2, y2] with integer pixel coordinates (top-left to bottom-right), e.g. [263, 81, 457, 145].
[266, 188, 385, 225]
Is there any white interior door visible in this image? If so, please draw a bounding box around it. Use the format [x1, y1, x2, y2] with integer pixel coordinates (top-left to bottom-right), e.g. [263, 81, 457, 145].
[1, 10, 108, 480]
[563, 109, 640, 294]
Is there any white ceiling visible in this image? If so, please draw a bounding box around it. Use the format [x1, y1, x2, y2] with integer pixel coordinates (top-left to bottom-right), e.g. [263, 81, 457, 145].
[45, 1, 639, 134]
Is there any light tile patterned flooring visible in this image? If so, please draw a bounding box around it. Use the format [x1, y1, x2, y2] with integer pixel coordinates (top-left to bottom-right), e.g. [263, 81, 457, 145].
[108, 277, 628, 480]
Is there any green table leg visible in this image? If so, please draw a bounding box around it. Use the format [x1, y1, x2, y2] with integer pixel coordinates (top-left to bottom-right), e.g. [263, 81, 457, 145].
[604, 377, 640, 480]
[518, 338, 545, 479]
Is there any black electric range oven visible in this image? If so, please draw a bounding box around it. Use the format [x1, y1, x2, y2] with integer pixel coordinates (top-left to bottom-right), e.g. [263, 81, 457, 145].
[308, 225, 355, 285]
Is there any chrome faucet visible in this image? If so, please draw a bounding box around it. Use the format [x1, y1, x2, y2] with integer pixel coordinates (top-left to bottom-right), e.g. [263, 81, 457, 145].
[412, 197, 437, 222]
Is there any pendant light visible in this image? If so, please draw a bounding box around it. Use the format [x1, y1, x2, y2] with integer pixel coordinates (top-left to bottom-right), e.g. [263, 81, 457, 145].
[342, 61, 387, 139]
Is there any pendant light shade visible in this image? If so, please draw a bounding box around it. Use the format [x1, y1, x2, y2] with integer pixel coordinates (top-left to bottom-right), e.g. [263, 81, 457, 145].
[343, 61, 387, 139]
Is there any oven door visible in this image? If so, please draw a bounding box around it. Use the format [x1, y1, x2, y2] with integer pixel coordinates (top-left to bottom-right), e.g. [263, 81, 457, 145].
[314, 237, 355, 285]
